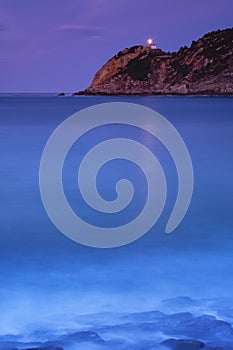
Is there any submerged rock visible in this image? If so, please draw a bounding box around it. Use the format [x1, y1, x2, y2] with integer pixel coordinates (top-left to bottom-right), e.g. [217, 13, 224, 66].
[161, 338, 205, 350]
[21, 348, 63, 350]
[60, 330, 105, 344]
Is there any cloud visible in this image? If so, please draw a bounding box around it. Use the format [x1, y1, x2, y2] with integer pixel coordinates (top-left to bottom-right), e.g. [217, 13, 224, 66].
[56, 24, 104, 37]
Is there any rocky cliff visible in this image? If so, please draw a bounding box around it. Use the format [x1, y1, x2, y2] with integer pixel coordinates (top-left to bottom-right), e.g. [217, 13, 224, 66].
[76, 28, 233, 95]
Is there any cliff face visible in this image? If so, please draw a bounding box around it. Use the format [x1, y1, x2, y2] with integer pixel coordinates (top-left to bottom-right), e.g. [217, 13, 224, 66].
[79, 28, 233, 95]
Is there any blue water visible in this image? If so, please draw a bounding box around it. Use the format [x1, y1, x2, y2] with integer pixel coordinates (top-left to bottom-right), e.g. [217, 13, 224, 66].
[0, 95, 233, 348]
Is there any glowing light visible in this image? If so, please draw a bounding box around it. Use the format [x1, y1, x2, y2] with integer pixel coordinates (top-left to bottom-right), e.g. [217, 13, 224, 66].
[147, 38, 153, 45]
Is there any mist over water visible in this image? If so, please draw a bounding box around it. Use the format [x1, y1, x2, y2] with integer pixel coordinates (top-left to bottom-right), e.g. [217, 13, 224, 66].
[0, 95, 233, 348]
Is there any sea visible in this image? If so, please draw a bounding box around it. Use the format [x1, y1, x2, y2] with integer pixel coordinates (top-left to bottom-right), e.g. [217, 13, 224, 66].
[0, 94, 233, 349]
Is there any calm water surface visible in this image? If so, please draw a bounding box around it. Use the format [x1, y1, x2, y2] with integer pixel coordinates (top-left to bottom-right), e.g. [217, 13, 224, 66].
[0, 94, 232, 335]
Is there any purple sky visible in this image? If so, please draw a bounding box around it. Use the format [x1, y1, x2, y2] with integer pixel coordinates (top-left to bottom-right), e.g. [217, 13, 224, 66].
[0, 0, 232, 93]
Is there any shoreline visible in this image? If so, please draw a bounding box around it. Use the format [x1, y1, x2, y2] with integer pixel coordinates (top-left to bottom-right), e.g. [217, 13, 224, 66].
[1, 92, 233, 97]
[72, 91, 233, 97]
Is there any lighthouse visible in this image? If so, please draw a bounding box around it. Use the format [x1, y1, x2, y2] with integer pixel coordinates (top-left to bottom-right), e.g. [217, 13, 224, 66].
[147, 38, 157, 50]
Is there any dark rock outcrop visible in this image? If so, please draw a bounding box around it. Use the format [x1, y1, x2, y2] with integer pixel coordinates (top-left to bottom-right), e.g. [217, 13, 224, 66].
[76, 28, 233, 95]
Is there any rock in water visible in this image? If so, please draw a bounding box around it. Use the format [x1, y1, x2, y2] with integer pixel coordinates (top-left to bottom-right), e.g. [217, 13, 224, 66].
[60, 330, 105, 344]
[161, 338, 205, 350]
